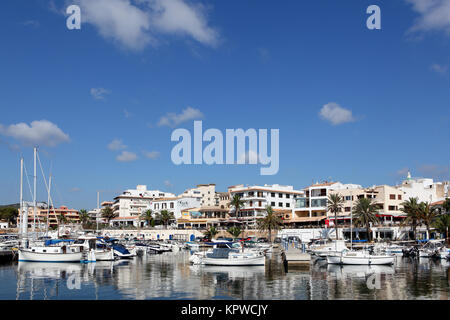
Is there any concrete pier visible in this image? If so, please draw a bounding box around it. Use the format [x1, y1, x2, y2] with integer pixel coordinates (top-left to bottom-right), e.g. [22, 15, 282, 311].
[282, 248, 311, 269]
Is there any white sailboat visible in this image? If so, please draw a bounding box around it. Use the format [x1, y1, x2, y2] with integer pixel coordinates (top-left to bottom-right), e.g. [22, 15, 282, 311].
[327, 249, 395, 265]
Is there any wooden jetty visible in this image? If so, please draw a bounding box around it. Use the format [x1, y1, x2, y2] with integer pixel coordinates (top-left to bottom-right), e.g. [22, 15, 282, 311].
[281, 247, 311, 270]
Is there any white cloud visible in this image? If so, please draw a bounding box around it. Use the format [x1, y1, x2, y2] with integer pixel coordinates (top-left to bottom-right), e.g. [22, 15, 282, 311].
[406, 0, 450, 36]
[71, 0, 219, 51]
[164, 180, 173, 188]
[90, 88, 110, 100]
[116, 151, 138, 162]
[157, 107, 203, 127]
[319, 102, 356, 125]
[0, 120, 70, 147]
[107, 139, 127, 151]
[143, 150, 160, 159]
[418, 164, 449, 180]
[430, 63, 447, 74]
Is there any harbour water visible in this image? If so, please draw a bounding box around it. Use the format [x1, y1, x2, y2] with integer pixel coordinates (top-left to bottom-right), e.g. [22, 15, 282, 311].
[0, 251, 448, 300]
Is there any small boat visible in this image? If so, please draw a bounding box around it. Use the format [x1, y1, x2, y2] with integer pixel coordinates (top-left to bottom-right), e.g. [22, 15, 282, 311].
[98, 238, 135, 259]
[18, 239, 83, 263]
[72, 235, 115, 261]
[310, 240, 348, 258]
[327, 249, 395, 265]
[189, 242, 265, 266]
[383, 244, 405, 256]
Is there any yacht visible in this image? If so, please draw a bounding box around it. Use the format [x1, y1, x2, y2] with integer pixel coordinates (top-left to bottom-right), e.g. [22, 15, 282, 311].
[327, 249, 395, 265]
[189, 242, 265, 266]
[72, 235, 115, 261]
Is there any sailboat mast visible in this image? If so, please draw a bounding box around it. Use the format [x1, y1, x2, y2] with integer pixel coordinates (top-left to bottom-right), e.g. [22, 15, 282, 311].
[96, 191, 99, 232]
[19, 157, 23, 237]
[33, 147, 37, 234]
[47, 175, 52, 234]
[350, 191, 353, 250]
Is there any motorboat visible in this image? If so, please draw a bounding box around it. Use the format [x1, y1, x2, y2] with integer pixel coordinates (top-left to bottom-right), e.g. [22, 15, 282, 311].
[310, 240, 348, 258]
[418, 240, 447, 258]
[383, 244, 405, 256]
[72, 235, 115, 261]
[189, 242, 265, 266]
[18, 239, 83, 262]
[99, 238, 135, 259]
[327, 249, 395, 265]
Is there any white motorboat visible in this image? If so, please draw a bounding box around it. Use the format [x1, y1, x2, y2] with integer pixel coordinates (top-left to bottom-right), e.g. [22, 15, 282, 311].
[310, 240, 348, 258]
[327, 249, 395, 265]
[189, 243, 265, 266]
[72, 235, 115, 261]
[18, 240, 83, 263]
[383, 244, 405, 256]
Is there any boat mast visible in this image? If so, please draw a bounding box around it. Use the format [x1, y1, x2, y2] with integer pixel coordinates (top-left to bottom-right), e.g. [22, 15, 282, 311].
[19, 157, 24, 237]
[96, 191, 99, 233]
[47, 174, 52, 234]
[350, 190, 353, 251]
[32, 147, 37, 235]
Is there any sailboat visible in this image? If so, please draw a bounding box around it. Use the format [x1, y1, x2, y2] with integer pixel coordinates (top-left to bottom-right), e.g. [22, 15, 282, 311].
[17, 147, 85, 263]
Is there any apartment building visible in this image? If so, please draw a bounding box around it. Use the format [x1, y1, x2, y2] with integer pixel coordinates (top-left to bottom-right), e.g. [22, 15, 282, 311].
[291, 182, 362, 226]
[177, 207, 230, 229]
[152, 196, 202, 219]
[112, 185, 175, 218]
[19, 203, 80, 229]
[228, 184, 304, 227]
[180, 184, 217, 207]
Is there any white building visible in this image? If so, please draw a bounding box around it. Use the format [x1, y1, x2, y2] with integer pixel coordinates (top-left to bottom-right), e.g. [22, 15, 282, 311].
[228, 184, 304, 227]
[397, 171, 448, 203]
[0, 221, 9, 229]
[179, 184, 217, 207]
[109, 185, 175, 227]
[152, 196, 202, 219]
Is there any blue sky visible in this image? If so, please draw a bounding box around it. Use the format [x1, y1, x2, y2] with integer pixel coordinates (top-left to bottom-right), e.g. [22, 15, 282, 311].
[0, 0, 449, 210]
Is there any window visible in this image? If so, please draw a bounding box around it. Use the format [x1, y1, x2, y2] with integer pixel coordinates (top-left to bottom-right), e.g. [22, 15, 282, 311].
[271, 193, 275, 197]
[345, 196, 352, 201]
[258, 201, 262, 207]
[286, 203, 290, 208]
[257, 192, 263, 197]
[286, 194, 290, 199]
[398, 195, 402, 200]
[279, 193, 283, 198]
[345, 207, 351, 212]
[271, 202, 275, 206]
[389, 194, 396, 200]
[278, 202, 283, 207]
[249, 201, 253, 206]
[170, 202, 174, 209]
[388, 205, 396, 211]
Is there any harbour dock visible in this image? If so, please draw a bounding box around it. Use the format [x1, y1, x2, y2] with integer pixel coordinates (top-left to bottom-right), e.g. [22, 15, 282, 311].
[281, 247, 311, 270]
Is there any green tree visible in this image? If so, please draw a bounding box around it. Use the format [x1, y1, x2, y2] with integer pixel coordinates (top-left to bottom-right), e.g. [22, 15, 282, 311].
[443, 198, 450, 214]
[401, 197, 421, 240]
[101, 207, 117, 224]
[0, 207, 19, 226]
[352, 197, 379, 243]
[79, 209, 90, 225]
[204, 226, 218, 240]
[229, 194, 244, 218]
[257, 206, 282, 243]
[418, 202, 438, 239]
[432, 214, 450, 245]
[141, 209, 154, 228]
[159, 210, 175, 229]
[227, 226, 242, 239]
[327, 194, 345, 240]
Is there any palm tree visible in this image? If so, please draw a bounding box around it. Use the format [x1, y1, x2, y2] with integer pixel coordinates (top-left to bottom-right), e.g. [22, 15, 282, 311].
[418, 202, 438, 240]
[227, 226, 242, 239]
[401, 197, 421, 240]
[204, 226, 218, 240]
[352, 198, 379, 243]
[229, 194, 245, 218]
[101, 207, 117, 225]
[327, 194, 344, 240]
[141, 209, 154, 228]
[257, 206, 282, 243]
[443, 198, 450, 214]
[160, 210, 174, 229]
[79, 209, 90, 225]
[433, 214, 450, 245]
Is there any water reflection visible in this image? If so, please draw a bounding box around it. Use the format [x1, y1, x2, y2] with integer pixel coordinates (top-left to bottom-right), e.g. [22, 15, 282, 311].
[3, 251, 449, 300]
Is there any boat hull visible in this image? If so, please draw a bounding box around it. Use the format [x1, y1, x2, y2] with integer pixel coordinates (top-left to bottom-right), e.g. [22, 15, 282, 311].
[18, 249, 83, 262]
[202, 256, 265, 266]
